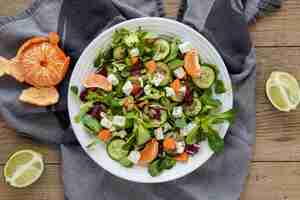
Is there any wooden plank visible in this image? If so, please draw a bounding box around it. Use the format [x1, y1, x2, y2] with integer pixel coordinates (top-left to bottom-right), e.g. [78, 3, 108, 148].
[0, 120, 60, 165]
[0, 0, 32, 16]
[241, 162, 300, 200]
[164, 0, 180, 17]
[250, 0, 300, 47]
[255, 47, 300, 161]
[0, 165, 64, 200]
[0, 163, 299, 200]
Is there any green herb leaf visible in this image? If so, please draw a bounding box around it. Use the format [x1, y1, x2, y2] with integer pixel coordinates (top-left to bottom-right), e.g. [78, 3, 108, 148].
[159, 156, 176, 170]
[81, 115, 102, 134]
[175, 118, 187, 128]
[70, 85, 79, 96]
[207, 128, 224, 153]
[74, 102, 94, 123]
[168, 59, 184, 70]
[148, 159, 162, 177]
[215, 79, 226, 94]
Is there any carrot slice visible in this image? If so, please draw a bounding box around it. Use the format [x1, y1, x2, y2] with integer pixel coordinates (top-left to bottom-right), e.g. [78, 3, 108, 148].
[171, 79, 181, 95]
[98, 129, 112, 143]
[138, 139, 159, 165]
[82, 73, 112, 91]
[131, 56, 139, 65]
[174, 152, 189, 162]
[184, 48, 201, 78]
[163, 137, 176, 151]
[145, 60, 157, 73]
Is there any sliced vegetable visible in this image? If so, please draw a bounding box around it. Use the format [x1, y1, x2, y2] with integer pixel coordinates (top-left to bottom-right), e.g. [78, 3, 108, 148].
[107, 139, 129, 161]
[192, 66, 215, 89]
[153, 39, 170, 61]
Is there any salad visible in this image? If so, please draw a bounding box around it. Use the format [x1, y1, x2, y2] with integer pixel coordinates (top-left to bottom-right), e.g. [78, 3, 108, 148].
[71, 28, 235, 177]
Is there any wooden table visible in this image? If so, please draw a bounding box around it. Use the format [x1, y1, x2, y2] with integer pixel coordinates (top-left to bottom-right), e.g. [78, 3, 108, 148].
[0, 0, 300, 199]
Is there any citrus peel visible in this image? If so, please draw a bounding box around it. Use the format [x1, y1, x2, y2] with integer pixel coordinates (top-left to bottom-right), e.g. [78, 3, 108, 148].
[19, 87, 59, 106]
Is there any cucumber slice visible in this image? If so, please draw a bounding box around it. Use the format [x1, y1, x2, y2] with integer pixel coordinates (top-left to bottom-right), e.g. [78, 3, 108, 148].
[119, 157, 134, 168]
[192, 66, 215, 89]
[153, 39, 170, 61]
[107, 139, 129, 161]
[184, 99, 202, 117]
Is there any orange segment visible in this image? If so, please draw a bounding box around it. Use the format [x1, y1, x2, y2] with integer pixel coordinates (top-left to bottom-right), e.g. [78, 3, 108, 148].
[163, 137, 176, 151]
[82, 73, 112, 91]
[138, 139, 159, 165]
[98, 129, 112, 143]
[174, 152, 189, 162]
[184, 48, 201, 78]
[131, 56, 139, 65]
[145, 60, 157, 73]
[16, 32, 70, 87]
[19, 87, 59, 106]
[171, 79, 180, 95]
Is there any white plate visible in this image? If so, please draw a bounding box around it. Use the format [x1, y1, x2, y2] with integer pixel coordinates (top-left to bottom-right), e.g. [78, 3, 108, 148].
[68, 17, 233, 183]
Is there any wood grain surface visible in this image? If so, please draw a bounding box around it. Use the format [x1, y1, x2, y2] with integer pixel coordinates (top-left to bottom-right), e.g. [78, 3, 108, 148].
[0, 0, 300, 199]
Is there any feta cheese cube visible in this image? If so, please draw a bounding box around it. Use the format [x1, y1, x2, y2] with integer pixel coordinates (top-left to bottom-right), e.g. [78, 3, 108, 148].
[180, 122, 197, 136]
[176, 141, 186, 154]
[107, 74, 119, 86]
[114, 130, 127, 138]
[127, 150, 141, 164]
[122, 80, 133, 96]
[179, 86, 186, 95]
[154, 128, 164, 140]
[100, 117, 112, 129]
[174, 67, 186, 79]
[129, 48, 140, 57]
[172, 106, 183, 118]
[100, 112, 107, 118]
[112, 115, 126, 127]
[144, 84, 152, 96]
[163, 122, 172, 133]
[165, 87, 175, 97]
[179, 41, 193, 54]
[151, 73, 164, 87]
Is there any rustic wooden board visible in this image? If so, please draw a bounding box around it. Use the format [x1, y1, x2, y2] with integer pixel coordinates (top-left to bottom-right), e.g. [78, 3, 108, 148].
[250, 0, 300, 47]
[0, 163, 299, 200]
[0, 165, 64, 200]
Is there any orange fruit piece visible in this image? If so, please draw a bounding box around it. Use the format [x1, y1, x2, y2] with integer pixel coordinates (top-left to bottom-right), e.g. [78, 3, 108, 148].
[19, 86, 59, 106]
[174, 152, 189, 162]
[163, 137, 176, 151]
[184, 48, 201, 78]
[98, 129, 112, 143]
[0, 56, 24, 82]
[82, 73, 112, 92]
[145, 60, 157, 73]
[16, 32, 70, 87]
[171, 79, 181, 95]
[138, 139, 159, 165]
[131, 56, 139, 65]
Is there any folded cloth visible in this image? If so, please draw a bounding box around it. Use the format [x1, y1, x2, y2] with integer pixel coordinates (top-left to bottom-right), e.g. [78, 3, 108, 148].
[0, 0, 282, 199]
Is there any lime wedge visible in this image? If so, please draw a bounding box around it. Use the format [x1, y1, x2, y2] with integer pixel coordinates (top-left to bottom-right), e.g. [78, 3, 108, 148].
[266, 71, 300, 112]
[4, 150, 44, 188]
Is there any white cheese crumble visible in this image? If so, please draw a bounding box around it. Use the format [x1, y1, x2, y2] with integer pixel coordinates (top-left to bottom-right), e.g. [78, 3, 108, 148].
[172, 106, 183, 118]
[113, 130, 127, 138]
[144, 84, 152, 96]
[163, 122, 172, 133]
[165, 87, 175, 97]
[179, 85, 186, 95]
[129, 48, 140, 57]
[100, 117, 112, 129]
[112, 115, 126, 127]
[107, 74, 119, 86]
[180, 122, 197, 136]
[127, 150, 141, 164]
[179, 41, 193, 54]
[122, 80, 133, 96]
[154, 127, 164, 140]
[176, 141, 186, 154]
[151, 73, 165, 87]
[174, 67, 186, 79]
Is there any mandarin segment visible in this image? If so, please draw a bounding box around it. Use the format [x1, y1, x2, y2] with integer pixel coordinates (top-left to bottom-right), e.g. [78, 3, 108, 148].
[138, 139, 159, 165]
[184, 48, 202, 78]
[19, 87, 59, 106]
[82, 73, 112, 91]
[0, 56, 25, 82]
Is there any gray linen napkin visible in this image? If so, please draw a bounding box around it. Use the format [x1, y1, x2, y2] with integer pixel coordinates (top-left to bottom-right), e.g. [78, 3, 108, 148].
[0, 0, 282, 199]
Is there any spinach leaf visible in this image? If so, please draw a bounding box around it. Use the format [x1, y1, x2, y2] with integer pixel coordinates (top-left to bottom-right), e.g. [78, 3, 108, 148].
[175, 118, 187, 128]
[168, 59, 184, 70]
[74, 102, 94, 123]
[70, 85, 79, 96]
[148, 159, 162, 177]
[215, 79, 226, 94]
[207, 128, 224, 153]
[81, 115, 102, 134]
[160, 156, 176, 170]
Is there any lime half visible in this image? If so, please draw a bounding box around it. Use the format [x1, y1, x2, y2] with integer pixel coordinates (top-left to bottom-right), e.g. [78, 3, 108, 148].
[266, 71, 300, 112]
[4, 150, 44, 188]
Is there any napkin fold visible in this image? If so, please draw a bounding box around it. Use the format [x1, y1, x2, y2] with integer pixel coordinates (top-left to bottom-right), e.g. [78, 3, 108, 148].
[0, 0, 282, 200]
